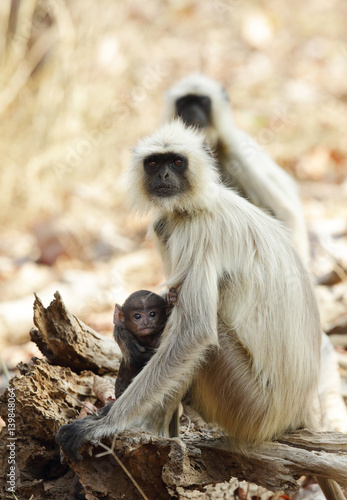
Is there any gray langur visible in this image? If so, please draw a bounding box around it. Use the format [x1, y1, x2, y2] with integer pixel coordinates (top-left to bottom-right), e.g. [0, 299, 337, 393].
[163, 73, 310, 261]
[56, 121, 344, 499]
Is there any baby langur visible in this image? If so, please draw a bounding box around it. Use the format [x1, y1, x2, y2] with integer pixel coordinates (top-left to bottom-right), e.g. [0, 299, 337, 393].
[113, 289, 175, 396]
[163, 73, 309, 261]
[113, 288, 180, 437]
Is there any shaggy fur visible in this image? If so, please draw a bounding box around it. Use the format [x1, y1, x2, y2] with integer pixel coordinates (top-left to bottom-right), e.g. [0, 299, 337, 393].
[57, 121, 321, 456]
[55, 112, 345, 500]
[164, 73, 310, 261]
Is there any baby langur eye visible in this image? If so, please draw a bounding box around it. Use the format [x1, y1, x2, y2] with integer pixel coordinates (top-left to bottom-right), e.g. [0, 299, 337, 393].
[149, 311, 157, 317]
[134, 313, 141, 320]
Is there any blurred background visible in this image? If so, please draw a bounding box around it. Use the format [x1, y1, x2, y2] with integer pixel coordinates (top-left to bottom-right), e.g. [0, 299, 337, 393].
[0, 0, 347, 389]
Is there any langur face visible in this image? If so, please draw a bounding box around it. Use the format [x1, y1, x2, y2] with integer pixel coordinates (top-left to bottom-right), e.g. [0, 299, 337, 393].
[175, 94, 211, 129]
[124, 306, 166, 336]
[143, 152, 189, 198]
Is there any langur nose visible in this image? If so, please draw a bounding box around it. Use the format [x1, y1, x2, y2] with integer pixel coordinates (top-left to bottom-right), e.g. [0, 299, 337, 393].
[159, 167, 170, 180]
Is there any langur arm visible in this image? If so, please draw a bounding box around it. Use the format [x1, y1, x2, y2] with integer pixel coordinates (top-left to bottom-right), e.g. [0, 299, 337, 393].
[247, 175, 309, 260]
[224, 144, 295, 219]
[114, 326, 152, 400]
[115, 359, 140, 399]
[56, 247, 219, 460]
[113, 325, 150, 366]
[111, 253, 219, 424]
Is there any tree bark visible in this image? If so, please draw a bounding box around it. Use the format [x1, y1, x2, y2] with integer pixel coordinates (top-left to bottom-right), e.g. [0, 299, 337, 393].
[30, 291, 120, 375]
[1, 293, 347, 499]
[69, 429, 347, 500]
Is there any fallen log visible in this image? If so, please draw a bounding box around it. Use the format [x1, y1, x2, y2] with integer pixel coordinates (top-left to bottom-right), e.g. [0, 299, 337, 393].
[327, 312, 347, 336]
[0, 359, 98, 500]
[2, 292, 347, 499]
[30, 291, 347, 435]
[30, 291, 120, 375]
[68, 427, 347, 499]
[1, 358, 347, 500]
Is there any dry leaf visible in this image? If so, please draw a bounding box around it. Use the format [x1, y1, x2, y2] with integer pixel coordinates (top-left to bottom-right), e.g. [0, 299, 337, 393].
[93, 374, 116, 404]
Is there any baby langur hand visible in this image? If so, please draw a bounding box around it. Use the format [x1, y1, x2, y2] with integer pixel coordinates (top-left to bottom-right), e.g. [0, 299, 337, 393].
[168, 287, 178, 306]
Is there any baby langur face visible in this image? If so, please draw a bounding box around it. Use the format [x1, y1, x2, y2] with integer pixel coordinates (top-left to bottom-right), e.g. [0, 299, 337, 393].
[125, 306, 166, 336]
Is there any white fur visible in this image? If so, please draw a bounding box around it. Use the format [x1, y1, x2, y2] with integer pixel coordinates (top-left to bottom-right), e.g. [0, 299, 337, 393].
[59, 121, 320, 444]
[164, 73, 310, 261]
[117, 120, 321, 443]
[57, 112, 344, 500]
[128, 120, 220, 215]
[164, 76, 347, 438]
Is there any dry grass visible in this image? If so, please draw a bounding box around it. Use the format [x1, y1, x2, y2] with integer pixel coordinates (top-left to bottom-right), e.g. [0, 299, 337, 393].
[0, 0, 346, 231]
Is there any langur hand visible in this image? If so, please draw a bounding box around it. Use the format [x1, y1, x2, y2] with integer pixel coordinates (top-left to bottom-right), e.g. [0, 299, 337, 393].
[56, 403, 121, 462]
[56, 400, 168, 461]
[168, 287, 178, 306]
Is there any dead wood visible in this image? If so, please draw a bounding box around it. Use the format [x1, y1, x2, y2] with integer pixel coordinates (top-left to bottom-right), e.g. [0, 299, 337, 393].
[327, 312, 347, 336]
[1, 294, 347, 499]
[1, 358, 347, 500]
[30, 291, 120, 375]
[68, 428, 347, 500]
[0, 358, 99, 499]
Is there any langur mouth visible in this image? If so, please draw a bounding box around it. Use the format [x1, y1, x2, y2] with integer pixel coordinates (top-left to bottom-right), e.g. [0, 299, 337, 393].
[137, 328, 155, 335]
[190, 120, 206, 129]
[153, 185, 178, 197]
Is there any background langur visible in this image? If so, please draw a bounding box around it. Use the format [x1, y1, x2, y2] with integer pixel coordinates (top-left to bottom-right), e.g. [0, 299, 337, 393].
[163, 74, 347, 435]
[56, 121, 344, 499]
[163, 73, 310, 261]
[113, 288, 180, 437]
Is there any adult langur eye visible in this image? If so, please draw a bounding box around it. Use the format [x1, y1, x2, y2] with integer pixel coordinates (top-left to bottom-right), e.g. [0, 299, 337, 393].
[149, 311, 157, 317]
[174, 159, 182, 166]
[134, 313, 141, 320]
[148, 161, 158, 168]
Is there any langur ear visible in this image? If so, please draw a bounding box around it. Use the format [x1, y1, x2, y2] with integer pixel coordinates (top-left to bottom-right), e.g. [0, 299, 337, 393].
[221, 86, 230, 102]
[113, 304, 125, 326]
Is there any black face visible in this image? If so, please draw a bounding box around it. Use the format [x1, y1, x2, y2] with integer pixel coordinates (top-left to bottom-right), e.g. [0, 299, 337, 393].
[175, 94, 211, 129]
[144, 152, 189, 198]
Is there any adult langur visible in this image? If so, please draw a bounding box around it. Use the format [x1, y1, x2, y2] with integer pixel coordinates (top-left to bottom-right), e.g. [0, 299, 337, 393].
[163, 73, 309, 260]
[163, 74, 347, 435]
[57, 121, 344, 500]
